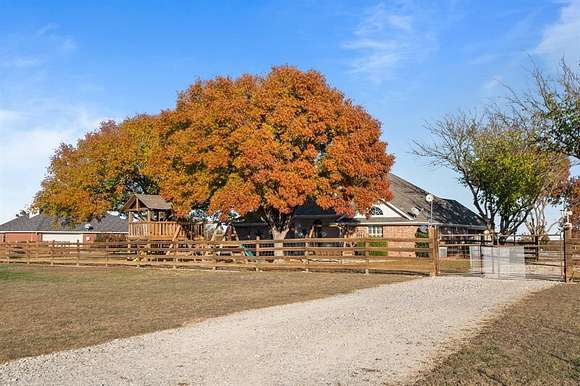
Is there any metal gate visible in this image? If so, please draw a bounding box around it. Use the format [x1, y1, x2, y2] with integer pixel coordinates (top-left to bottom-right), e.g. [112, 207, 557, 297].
[469, 245, 527, 279]
[439, 229, 578, 282]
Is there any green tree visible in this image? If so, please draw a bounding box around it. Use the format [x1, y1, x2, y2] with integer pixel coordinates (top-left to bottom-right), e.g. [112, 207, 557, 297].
[413, 110, 565, 240]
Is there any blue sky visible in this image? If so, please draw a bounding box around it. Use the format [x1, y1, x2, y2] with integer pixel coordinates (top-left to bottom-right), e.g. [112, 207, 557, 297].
[0, 0, 578, 224]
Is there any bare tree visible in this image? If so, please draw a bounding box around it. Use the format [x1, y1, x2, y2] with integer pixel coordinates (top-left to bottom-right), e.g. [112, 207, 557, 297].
[524, 158, 569, 236]
[413, 109, 565, 241]
[506, 59, 579, 159]
[412, 111, 488, 220]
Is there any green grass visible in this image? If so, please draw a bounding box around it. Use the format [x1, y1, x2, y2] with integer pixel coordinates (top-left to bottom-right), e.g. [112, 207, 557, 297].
[355, 240, 389, 256]
[369, 240, 388, 256]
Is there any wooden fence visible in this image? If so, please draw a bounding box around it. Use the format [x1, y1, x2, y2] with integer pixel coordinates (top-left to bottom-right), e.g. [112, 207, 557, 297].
[0, 235, 440, 276]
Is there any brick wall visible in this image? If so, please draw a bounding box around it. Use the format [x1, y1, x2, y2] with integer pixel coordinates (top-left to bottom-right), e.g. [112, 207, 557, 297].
[383, 225, 418, 257]
[1, 232, 40, 242]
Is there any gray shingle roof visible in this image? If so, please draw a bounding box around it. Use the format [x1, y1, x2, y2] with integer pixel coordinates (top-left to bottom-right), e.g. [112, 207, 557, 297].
[236, 174, 484, 227]
[388, 174, 483, 225]
[0, 213, 127, 233]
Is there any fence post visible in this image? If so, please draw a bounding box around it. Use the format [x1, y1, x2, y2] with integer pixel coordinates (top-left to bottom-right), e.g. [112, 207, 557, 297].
[255, 237, 260, 272]
[479, 234, 484, 276]
[430, 227, 440, 276]
[25, 241, 30, 264]
[76, 241, 80, 266]
[105, 242, 109, 267]
[304, 238, 310, 270]
[563, 227, 572, 282]
[173, 242, 178, 269]
[50, 240, 54, 266]
[364, 239, 370, 275]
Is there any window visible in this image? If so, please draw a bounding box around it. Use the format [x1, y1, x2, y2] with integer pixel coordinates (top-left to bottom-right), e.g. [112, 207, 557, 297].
[368, 225, 383, 238]
[369, 206, 384, 216]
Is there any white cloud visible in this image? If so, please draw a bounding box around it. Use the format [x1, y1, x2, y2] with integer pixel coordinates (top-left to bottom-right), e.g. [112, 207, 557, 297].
[0, 101, 109, 222]
[60, 37, 77, 52]
[0, 109, 23, 127]
[0, 25, 109, 222]
[470, 53, 499, 65]
[535, 0, 580, 64]
[343, 1, 441, 83]
[35, 23, 59, 37]
[483, 75, 503, 91]
[0, 56, 43, 68]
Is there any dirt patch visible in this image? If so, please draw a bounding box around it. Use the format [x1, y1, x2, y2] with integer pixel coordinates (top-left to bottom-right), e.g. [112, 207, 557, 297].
[412, 283, 580, 386]
[0, 264, 412, 363]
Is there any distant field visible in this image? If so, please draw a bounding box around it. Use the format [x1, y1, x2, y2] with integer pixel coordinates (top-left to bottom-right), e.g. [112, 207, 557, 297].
[0, 265, 412, 363]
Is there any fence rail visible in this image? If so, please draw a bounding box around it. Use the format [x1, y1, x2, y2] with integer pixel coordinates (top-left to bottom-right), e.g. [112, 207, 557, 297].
[0, 235, 440, 276]
[2, 231, 577, 280]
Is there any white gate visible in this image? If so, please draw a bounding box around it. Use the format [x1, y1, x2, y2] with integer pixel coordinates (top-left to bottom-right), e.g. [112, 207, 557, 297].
[470, 246, 526, 279]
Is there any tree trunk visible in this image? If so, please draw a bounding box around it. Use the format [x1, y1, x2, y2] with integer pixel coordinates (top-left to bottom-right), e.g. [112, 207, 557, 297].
[271, 226, 290, 258]
[260, 207, 294, 259]
[484, 218, 497, 245]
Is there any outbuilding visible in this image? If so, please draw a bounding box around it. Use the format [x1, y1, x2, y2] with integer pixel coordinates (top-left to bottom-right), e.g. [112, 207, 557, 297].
[0, 213, 127, 243]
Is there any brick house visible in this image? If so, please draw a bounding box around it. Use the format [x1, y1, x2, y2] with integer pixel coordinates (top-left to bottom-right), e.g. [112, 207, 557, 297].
[234, 174, 485, 249]
[0, 213, 127, 243]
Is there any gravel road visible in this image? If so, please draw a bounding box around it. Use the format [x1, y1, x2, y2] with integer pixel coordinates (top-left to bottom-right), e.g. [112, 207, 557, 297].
[0, 276, 554, 386]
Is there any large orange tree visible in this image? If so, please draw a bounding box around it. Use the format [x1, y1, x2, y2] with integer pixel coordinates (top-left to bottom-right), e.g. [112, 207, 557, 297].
[34, 66, 395, 239]
[33, 115, 159, 222]
[152, 66, 395, 239]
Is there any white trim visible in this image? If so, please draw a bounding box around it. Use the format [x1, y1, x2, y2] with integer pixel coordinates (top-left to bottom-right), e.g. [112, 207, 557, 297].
[293, 214, 337, 219]
[383, 201, 413, 220]
[342, 221, 485, 229]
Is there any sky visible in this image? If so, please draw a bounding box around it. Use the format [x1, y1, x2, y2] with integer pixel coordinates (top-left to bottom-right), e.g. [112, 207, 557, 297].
[0, 0, 579, 225]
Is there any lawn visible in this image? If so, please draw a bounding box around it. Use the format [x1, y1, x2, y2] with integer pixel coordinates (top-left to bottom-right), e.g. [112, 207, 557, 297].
[0, 264, 412, 363]
[412, 283, 580, 386]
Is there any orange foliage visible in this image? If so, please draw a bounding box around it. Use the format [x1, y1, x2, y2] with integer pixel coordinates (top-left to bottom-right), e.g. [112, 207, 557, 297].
[33, 116, 159, 222]
[152, 66, 394, 234]
[34, 66, 395, 235]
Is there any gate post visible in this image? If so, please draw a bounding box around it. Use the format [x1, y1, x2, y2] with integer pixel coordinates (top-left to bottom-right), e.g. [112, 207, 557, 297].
[429, 227, 440, 276]
[563, 227, 572, 283]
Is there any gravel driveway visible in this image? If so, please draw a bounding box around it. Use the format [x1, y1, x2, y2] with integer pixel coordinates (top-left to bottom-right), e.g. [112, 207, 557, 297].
[0, 276, 554, 386]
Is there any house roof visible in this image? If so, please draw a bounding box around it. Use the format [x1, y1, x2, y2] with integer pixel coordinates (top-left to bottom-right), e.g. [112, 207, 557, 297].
[122, 194, 172, 211]
[388, 174, 483, 226]
[235, 174, 484, 227]
[0, 213, 127, 233]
